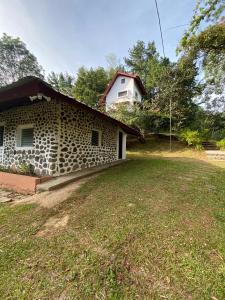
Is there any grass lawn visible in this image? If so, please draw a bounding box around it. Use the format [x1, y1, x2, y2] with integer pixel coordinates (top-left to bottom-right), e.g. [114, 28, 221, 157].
[0, 138, 225, 299]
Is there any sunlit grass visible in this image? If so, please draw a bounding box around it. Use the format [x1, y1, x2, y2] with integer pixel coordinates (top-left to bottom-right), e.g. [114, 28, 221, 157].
[0, 137, 224, 299]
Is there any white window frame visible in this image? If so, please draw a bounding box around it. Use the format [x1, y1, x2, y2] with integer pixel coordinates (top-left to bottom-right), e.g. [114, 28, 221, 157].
[16, 124, 34, 150]
[91, 129, 102, 147]
[0, 123, 5, 148]
[118, 90, 128, 98]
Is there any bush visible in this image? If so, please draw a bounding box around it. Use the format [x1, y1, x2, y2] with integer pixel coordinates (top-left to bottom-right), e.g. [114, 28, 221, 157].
[179, 129, 205, 149]
[0, 163, 35, 176]
[212, 129, 225, 141]
[216, 139, 225, 150]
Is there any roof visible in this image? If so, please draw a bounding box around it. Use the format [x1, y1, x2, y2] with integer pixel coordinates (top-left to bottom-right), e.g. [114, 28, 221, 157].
[100, 71, 146, 105]
[0, 76, 143, 138]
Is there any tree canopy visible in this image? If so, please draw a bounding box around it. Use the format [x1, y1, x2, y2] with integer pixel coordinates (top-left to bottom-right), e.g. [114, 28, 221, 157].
[47, 72, 74, 96]
[72, 67, 109, 108]
[0, 33, 44, 86]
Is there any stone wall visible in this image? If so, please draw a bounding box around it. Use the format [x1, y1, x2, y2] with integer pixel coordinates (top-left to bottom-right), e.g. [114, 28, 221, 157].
[58, 102, 119, 175]
[0, 98, 120, 176]
[0, 99, 60, 176]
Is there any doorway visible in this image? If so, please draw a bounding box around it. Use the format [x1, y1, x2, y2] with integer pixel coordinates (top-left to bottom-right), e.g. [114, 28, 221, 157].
[118, 131, 123, 159]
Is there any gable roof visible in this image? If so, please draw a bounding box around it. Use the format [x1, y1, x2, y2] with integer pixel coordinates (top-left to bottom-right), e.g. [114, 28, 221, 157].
[0, 76, 143, 139]
[100, 71, 146, 105]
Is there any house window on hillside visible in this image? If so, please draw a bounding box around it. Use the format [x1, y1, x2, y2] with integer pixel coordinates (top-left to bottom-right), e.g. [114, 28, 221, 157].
[91, 130, 101, 146]
[121, 78, 125, 84]
[118, 91, 128, 98]
[17, 125, 34, 148]
[135, 91, 139, 100]
[0, 126, 4, 147]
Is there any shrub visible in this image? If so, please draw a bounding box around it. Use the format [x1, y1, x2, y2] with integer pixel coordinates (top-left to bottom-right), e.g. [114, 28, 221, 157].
[0, 163, 35, 176]
[179, 129, 205, 149]
[216, 139, 225, 150]
[212, 129, 225, 141]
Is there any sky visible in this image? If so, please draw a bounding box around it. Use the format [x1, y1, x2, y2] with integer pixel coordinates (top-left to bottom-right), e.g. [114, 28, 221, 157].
[0, 0, 196, 76]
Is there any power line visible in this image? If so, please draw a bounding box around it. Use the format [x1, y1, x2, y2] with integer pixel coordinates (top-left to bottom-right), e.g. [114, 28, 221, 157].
[166, 23, 189, 31]
[154, 0, 165, 58]
[154, 0, 172, 151]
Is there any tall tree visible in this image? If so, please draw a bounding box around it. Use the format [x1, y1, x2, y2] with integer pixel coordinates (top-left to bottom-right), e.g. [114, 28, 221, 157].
[72, 67, 108, 108]
[105, 53, 125, 79]
[124, 40, 199, 128]
[179, 0, 225, 49]
[179, 1, 225, 110]
[125, 41, 158, 85]
[0, 33, 44, 86]
[47, 72, 74, 96]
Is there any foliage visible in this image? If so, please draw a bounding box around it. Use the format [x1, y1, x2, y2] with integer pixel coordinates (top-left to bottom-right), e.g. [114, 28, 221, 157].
[19, 163, 35, 176]
[47, 72, 74, 96]
[0, 163, 35, 176]
[0, 33, 44, 86]
[105, 53, 124, 79]
[216, 138, 225, 149]
[179, 0, 225, 49]
[178, 129, 209, 149]
[183, 23, 225, 110]
[72, 67, 109, 108]
[124, 41, 200, 129]
[178, 0, 225, 111]
[108, 103, 170, 134]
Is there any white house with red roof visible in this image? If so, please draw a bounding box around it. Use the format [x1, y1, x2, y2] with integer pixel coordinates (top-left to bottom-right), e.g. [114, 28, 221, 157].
[100, 71, 146, 110]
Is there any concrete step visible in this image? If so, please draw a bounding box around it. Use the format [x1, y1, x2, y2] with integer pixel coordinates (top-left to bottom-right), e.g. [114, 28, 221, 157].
[37, 160, 128, 192]
[206, 150, 225, 160]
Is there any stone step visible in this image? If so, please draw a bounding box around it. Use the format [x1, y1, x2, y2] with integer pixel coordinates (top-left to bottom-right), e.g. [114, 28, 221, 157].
[206, 150, 225, 160]
[37, 160, 128, 192]
[202, 142, 218, 150]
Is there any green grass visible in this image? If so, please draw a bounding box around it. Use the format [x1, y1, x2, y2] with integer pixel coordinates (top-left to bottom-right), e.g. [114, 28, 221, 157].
[0, 138, 225, 299]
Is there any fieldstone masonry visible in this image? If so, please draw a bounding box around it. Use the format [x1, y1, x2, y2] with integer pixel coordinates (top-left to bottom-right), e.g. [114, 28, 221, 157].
[0, 98, 120, 176]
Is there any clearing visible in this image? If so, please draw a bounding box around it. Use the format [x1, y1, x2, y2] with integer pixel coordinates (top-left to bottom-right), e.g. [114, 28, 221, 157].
[0, 137, 224, 299]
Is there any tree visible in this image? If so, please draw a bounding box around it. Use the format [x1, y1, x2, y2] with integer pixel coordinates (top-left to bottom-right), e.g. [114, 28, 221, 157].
[72, 67, 108, 108]
[108, 103, 170, 134]
[178, 0, 225, 111]
[0, 33, 44, 86]
[150, 56, 200, 129]
[179, 0, 225, 49]
[124, 40, 199, 129]
[125, 40, 159, 85]
[47, 72, 74, 96]
[188, 23, 225, 110]
[105, 53, 125, 79]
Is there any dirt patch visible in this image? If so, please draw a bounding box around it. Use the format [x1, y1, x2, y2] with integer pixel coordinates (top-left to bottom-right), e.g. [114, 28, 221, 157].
[37, 215, 69, 237]
[14, 175, 98, 209]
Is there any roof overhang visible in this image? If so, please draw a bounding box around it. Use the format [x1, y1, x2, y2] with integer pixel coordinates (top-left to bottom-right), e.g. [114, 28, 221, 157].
[0, 77, 144, 139]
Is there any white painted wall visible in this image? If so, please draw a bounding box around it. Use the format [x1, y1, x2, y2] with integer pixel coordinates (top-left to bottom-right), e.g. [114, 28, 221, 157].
[106, 76, 142, 109]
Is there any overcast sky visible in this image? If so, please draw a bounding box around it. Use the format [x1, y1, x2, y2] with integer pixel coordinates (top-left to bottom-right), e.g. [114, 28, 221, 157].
[0, 0, 196, 76]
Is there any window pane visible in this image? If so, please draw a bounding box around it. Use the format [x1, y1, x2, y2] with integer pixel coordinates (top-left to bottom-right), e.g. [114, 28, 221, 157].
[21, 128, 34, 147]
[91, 130, 99, 146]
[118, 91, 127, 97]
[121, 78, 125, 84]
[0, 126, 4, 147]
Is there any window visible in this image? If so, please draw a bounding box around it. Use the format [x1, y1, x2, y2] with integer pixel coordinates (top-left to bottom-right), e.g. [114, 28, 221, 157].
[135, 91, 139, 100]
[17, 125, 34, 148]
[118, 90, 127, 98]
[121, 78, 125, 84]
[91, 130, 101, 146]
[0, 126, 4, 147]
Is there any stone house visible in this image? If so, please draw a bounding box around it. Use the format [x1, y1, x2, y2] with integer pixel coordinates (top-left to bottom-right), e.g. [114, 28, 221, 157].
[0, 77, 141, 176]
